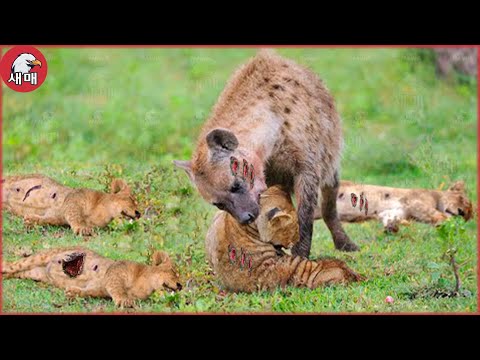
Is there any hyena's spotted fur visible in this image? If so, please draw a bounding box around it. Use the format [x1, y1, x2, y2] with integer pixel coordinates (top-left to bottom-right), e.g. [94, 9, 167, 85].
[175, 49, 358, 257]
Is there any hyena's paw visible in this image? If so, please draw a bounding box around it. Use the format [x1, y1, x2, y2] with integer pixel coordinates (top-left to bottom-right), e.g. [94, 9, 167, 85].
[114, 297, 136, 309]
[333, 235, 360, 252]
[335, 242, 360, 252]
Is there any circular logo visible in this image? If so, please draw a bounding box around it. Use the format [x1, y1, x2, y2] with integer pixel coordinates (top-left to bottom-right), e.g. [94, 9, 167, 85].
[0, 46, 48, 92]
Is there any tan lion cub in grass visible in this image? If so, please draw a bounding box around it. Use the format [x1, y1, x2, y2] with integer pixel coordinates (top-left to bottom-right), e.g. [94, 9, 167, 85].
[3, 248, 182, 308]
[315, 180, 474, 232]
[2, 174, 141, 236]
[206, 185, 362, 293]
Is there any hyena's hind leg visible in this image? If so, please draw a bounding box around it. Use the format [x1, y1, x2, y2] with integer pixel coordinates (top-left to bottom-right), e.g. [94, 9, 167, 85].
[320, 172, 359, 252]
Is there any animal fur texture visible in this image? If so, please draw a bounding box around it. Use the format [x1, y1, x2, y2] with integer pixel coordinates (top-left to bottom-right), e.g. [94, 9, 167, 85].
[205, 185, 362, 293]
[315, 180, 473, 232]
[2, 174, 141, 236]
[175, 49, 357, 258]
[2, 247, 182, 308]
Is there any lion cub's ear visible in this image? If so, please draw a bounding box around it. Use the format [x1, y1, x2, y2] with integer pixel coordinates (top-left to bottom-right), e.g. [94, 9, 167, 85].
[448, 181, 465, 192]
[110, 179, 131, 195]
[266, 207, 292, 222]
[151, 251, 172, 266]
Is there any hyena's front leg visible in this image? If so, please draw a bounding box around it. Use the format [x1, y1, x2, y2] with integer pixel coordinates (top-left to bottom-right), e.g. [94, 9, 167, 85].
[291, 173, 320, 258]
[321, 172, 359, 252]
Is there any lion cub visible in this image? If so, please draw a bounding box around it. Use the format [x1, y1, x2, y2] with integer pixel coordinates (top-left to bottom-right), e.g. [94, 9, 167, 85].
[315, 180, 474, 232]
[206, 186, 362, 293]
[2, 174, 141, 236]
[3, 247, 182, 308]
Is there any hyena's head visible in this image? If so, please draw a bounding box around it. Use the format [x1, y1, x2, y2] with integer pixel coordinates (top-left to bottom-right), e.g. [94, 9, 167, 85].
[108, 179, 141, 220]
[174, 128, 267, 224]
[439, 181, 473, 221]
[149, 251, 182, 292]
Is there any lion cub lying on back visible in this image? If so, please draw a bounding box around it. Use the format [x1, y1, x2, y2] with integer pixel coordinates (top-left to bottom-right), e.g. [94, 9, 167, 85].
[206, 186, 362, 293]
[3, 247, 182, 308]
[315, 180, 473, 232]
[2, 174, 141, 236]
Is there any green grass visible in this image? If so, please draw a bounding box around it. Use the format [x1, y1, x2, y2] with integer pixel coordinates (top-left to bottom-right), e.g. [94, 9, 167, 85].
[2, 48, 477, 313]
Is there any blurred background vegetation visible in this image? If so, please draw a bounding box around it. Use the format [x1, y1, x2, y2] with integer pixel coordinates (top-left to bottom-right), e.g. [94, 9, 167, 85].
[2, 48, 477, 313]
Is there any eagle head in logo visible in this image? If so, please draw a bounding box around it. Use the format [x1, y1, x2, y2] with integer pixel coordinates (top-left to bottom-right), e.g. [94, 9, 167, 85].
[11, 53, 42, 74]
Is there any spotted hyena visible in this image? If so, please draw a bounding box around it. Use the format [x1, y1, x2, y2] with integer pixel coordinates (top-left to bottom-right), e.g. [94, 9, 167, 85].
[174, 49, 358, 257]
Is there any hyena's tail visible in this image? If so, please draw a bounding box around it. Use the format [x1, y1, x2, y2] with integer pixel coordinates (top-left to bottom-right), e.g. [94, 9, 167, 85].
[2, 247, 82, 275]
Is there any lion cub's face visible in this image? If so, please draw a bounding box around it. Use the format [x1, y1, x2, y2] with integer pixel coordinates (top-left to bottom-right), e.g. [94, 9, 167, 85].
[109, 179, 141, 220]
[440, 181, 473, 221]
[150, 251, 182, 292]
[255, 185, 299, 249]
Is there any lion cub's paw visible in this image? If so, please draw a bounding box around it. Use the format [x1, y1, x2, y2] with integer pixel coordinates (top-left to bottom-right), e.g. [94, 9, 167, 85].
[65, 287, 82, 299]
[23, 219, 37, 230]
[114, 297, 136, 309]
[73, 227, 94, 236]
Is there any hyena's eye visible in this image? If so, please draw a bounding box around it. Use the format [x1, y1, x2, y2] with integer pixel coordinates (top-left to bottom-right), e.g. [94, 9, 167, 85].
[230, 156, 239, 176]
[213, 202, 226, 210]
[230, 182, 242, 194]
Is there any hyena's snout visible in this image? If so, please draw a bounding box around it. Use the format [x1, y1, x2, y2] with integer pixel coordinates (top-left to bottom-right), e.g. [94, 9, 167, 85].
[234, 203, 260, 225]
[239, 210, 258, 224]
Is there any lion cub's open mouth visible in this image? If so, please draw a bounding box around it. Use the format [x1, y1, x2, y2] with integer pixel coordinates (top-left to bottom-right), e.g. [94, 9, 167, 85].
[62, 252, 86, 278]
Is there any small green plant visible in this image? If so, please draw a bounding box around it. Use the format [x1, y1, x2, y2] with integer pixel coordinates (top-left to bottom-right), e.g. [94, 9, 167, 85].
[436, 216, 468, 295]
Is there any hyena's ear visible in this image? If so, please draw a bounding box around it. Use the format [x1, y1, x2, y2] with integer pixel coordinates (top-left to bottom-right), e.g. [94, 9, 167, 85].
[173, 160, 194, 182]
[151, 251, 171, 266]
[449, 181, 465, 192]
[206, 128, 238, 160]
[110, 179, 131, 195]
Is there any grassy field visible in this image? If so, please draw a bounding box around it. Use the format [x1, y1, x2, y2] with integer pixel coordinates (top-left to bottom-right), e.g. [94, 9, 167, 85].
[2, 48, 477, 313]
